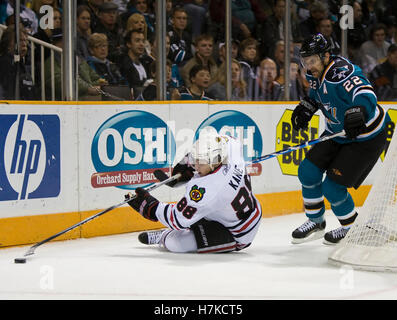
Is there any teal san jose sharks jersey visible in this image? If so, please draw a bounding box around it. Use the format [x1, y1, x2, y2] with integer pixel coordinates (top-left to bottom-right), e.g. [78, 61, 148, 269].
[306, 56, 390, 143]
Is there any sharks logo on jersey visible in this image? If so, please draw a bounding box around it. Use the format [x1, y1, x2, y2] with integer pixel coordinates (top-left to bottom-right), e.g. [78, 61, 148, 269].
[325, 57, 354, 83]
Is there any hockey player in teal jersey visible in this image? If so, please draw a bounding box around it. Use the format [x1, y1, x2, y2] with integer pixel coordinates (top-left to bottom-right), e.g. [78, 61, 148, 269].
[291, 34, 391, 244]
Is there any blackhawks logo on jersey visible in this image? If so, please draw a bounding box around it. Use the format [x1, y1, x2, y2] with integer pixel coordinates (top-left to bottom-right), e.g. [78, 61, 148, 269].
[189, 185, 205, 202]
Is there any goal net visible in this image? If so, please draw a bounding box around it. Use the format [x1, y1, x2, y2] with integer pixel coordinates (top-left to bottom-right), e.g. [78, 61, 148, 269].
[329, 128, 397, 272]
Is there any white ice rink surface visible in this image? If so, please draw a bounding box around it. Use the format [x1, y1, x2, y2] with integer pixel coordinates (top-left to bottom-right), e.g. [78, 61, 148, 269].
[1, 211, 397, 300]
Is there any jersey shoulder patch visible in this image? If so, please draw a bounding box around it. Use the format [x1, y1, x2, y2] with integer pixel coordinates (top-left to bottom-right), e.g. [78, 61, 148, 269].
[324, 56, 354, 83]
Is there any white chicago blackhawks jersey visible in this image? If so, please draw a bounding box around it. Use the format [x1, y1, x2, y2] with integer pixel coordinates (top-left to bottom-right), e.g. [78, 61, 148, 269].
[155, 136, 262, 250]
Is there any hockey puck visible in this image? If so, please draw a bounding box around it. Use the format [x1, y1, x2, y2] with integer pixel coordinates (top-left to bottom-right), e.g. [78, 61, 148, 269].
[14, 258, 26, 264]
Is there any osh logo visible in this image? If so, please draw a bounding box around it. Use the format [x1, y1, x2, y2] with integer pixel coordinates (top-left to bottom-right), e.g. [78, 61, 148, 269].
[91, 110, 175, 190]
[0, 114, 60, 201]
[194, 110, 263, 176]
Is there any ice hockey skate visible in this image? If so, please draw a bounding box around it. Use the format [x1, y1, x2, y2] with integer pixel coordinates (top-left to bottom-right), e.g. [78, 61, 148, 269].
[323, 226, 349, 245]
[291, 219, 326, 244]
[138, 230, 164, 245]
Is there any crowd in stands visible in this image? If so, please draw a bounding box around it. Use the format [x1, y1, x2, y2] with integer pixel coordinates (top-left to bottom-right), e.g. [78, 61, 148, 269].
[1, 0, 397, 101]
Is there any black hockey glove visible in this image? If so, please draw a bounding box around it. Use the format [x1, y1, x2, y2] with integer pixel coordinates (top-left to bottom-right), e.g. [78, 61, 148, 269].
[125, 188, 159, 222]
[165, 154, 195, 187]
[291, 96, 321, 131]
[344, 106, 367, 139]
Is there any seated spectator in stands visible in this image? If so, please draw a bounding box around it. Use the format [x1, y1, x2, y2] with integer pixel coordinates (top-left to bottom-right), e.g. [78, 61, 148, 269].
[347, 1, 368, 65]
[33, 6, 62, 60]
[87, 33, 126, 85]
[167, 6, 193, 66]
[6, 0, 38, 34]
[136, 60, 174, 101]
[369, 44, 397, 101]
[358, 23, 390, 75]
[126, 13, 150, 55]
[317, 18, 340, 55]
[271, 40, 295, 84]
[173, 64, 212, 100]
[118, 29, 148, 98]
[207, 59, 248, 101]
[93, 1, 124, 62]
[181, 34, 218, 87]
[182, 0, 209, 39]
[238, 37, 258, 100]
[121, 0, 155, 39]
[299, 1, 328, 39]
[287, 58, 306, 101]
[78, 0, 103, 30]
[255, 58, 282, 101]
[0, 23, 39, 100]
[77, 5, 92, 60]
[261, 0, 302, 58]
[141, 34, 184, 89]
[208, 0, 265, 43]
[384, 15, 397, 45]
[44, 28, 105, 100]
[217, 39, 239, 65]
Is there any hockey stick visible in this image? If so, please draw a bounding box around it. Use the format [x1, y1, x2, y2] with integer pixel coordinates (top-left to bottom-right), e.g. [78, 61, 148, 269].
[14, 173, 181, 263]
[250, 130, 345, 163]
[153, 131, 346, 185]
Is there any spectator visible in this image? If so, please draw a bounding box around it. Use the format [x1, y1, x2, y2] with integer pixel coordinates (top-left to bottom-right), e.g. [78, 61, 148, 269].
[181, 34, 218, 87]
[217, 39, 239, 65]
[317, 18, 340, 55]
[255, 58, 282, 101]
[87, 33, 126, 85]
[261, 0, 302, 58]
[167, 6, 193, 66]
[369, 43, 397, 101]
[140, 34, 184, 89]
[76, 5, 92, 60]
[93, 1, 124, 63]
[118, 29, 148, 98]
[33, 6, 62, 60]
[384, 15, 397, 44]
[174, 64, 212, 100]
[270, 40, 295, 85]
[287, 58, 306, 101]
[182, 0, 209, 39]
[78, 0, 103, 30]
[136, 59, 174, 101]
[358, 23, 390, 75]
[121, 0, 155, 38]
[126, 12, 150, 54]
[238, 37, 259, 100]
[347, 1, 367, 64]
[0, 23, 38, 100]
[207, 59, 248, 101]
[44, 28, 104, 100]
[299, 0, 328, 39]
[208, 0, 266, 42]
[5, 0, 38, 34]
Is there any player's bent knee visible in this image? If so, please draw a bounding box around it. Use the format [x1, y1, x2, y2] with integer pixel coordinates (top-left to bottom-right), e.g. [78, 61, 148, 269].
[298, 159, 323, 187]
[163, 230, 198, 253]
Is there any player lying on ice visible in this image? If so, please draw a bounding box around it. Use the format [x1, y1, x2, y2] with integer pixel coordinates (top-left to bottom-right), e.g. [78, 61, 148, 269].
[291, 34, 391, 245]
[125, 134, 262, 253]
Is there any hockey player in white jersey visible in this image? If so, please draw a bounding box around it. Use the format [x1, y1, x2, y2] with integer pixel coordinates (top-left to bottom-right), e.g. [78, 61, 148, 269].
[125, 133, 262, 253]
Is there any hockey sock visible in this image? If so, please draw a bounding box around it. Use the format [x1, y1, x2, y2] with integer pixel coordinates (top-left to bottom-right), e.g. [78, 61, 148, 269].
[323, 177, 356, 226]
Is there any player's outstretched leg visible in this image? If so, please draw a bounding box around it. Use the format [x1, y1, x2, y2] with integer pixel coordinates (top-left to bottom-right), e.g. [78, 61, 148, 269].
[138, 229, 167, 245]
[291, 219, 326, 244]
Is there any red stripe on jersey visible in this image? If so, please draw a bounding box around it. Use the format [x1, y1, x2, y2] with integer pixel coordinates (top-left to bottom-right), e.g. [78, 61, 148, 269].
[198, 243, 237, 254]
[169, 209, 180, 230]
[232, 204, 260, 233]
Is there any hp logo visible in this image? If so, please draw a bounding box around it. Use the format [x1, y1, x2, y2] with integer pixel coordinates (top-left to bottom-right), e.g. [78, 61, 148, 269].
[0, 114, 60, 201]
